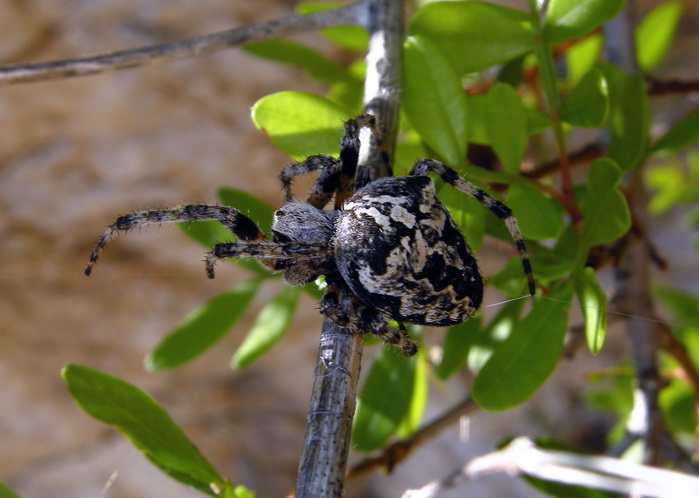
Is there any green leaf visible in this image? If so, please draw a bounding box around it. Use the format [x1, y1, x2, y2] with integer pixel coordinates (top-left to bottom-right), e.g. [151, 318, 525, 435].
[398, 347, 428, 438]
[636, 1, 684, 72]
[146, 279, 261, 371]
[654, 285, 699, 324]
[62, 364, 223, 495]
[243, 40, 357, 85]
[0, 484, 20, 498]
[352, 350, 417, 451]
[506, 181, 563, 240]
[598, 63, 649, 170]
[646, 159, 699, 215]
[409, 1, 534, 75]
[468, 299, 526, 371]
[580, 158, 631, 246]
[544, 0, 626, 45]
[561, 67, 609, 128]
[650, 107, 699, 154]
[231, 286, 299, 368]
[251, 92, 352, 160]
[403, 36, 467, 165]
[472, 286, 572, 411]
[566, 33, 603, 85]
[483, 83, 528, 173]
[436, 316, 481, 380]
[660, 379, 697, 434]
[575, 267, 607, 355]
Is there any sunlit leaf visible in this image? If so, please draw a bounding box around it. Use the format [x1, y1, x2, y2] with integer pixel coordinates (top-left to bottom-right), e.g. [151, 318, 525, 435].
[252, 92, 352, 160]
[545, 0, 625, 45]
[398, 345, 428, 438]
[231, 286, 299, 368]
[636, 1, 684, 72]
[409, 1, 534, 75]
[63, 364, 224, 495]
[566, 33, 603, 84]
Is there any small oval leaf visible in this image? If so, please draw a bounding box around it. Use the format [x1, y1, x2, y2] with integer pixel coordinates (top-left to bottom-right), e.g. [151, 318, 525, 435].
[231, 286, 299, 368]
[146, 279, 261, 371]
[636, 1, 684, 72]
[252, 92, 352, 160]
[575, 267, 608, 355]
[581, 158, 631, 247]
[561, 67, 609, 128]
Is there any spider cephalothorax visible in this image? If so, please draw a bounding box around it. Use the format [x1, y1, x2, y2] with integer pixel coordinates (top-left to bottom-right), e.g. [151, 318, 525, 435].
[86, 116, 534, 356]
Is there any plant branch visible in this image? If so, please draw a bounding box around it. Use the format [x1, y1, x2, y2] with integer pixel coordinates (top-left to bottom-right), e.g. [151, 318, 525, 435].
[0, 3, 362, 85]
[403, 437, 699, 498]
[295, 1, 404, 496]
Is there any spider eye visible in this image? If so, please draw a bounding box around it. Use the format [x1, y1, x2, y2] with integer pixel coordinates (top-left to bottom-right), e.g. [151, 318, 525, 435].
[274, 260, 290, 270]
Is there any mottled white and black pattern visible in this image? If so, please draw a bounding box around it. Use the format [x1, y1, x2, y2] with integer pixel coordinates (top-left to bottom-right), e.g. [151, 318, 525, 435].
[335, 176, 482, 326]
[86, 115, 534, 357]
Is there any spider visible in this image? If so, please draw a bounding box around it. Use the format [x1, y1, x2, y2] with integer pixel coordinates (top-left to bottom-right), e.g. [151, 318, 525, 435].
[85, 115, 535, 356]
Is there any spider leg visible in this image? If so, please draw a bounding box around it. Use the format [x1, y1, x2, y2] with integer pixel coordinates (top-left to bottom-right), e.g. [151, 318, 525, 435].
[206, 241, 331, 280]
[278, 155, 342, 208]
[320, 283, 418, 356]
[85, 205, 264, 275]
[410, 158, 536, 296]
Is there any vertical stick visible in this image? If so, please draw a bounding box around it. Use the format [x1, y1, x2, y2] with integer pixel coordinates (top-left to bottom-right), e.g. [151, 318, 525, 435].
[295, 0, 404, 496]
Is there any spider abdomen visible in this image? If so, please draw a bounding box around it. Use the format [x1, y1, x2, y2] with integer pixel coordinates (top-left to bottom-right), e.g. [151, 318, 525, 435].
[334, 176, 483, 326]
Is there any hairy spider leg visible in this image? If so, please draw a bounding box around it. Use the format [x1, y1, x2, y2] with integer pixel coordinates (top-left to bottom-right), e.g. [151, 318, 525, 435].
[85, 205, 265, 276]
[320, 283, 418, 356]
[410, 159, 536, 297]
[278, 155, 342, 208]
[205, 241, 332, 279]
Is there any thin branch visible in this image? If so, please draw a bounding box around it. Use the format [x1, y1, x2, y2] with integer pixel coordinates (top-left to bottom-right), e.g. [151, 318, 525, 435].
[0, 3, 362, 85]
[403, 437, 699, 498]
[347, 396, 478, 480]
[295, 0, 404, 496]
